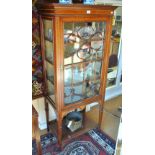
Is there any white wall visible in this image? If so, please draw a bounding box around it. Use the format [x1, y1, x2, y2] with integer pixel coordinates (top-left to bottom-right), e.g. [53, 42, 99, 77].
[95, 0, 122, 6]
[32, 98, 56, 130]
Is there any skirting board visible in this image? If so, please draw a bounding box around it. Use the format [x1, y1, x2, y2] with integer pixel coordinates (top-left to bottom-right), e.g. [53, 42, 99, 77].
[105, 85, 122, 101]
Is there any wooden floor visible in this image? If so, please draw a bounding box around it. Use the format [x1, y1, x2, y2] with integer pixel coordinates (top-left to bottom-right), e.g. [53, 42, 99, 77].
[87, 95, 122, 140]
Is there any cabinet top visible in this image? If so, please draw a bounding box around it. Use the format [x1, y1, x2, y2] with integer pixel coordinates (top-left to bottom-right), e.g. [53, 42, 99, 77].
[36, 0, 117, 16]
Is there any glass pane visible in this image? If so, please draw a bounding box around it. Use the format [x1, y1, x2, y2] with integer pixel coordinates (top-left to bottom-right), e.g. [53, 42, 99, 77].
[45, 59, 55, 102]
[106, 37, 120, 88]
[107, 7, 122, 88]
[84, 61, 102, 81]
[95, 61, 102, 78]
[83, 79, 100, 98]
[43, 19, 54, 64]
[73, 64, 84, 84]
[43, 19, 53, 41]
[64, 21, 106, 105]
[64, 85, 83, 105]
[45, 59, 54, 83]
[45, 40, 54, 64]
[64, 64, 84, 86]
[47, 80, 54, 95]
[64, 80, 100, 105]
[64, 61, 102, 86]
[91, 40, 103, 59]
[64, 65, 72, 86]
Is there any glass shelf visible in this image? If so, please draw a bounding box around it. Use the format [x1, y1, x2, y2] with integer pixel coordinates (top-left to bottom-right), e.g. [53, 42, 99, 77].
[45, 40, 54, 64]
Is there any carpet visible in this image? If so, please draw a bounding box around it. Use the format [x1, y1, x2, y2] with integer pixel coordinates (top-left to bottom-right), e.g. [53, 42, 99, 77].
[32, 128, 116, 155]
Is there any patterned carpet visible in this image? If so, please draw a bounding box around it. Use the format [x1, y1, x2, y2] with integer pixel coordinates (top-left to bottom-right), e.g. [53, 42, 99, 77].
[32, 4, 44, 97]
[32, 128, 116, 155]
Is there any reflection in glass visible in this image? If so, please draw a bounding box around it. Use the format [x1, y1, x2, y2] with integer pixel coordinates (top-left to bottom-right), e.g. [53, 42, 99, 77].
[46, 61, 54, 84]
[78, 26, 94, 39]
[64, 80, 100, 105]
[45, 40, 54, 63]
[43, 19, 54, 64]
[45, 60, 55, 102]
[120, 73, 122, 83]
[64, 85, 83, 104]
[95, 61, 102, 78]
[84, 62, 94, 81]
[91, 40, 103, 58]
[64, 22, 106, 65]
[84, 61, 102, 80]
[73, 65, 84, 84]
[106, 7, 122, 88]
[84, 80, 100, 98]
[47, 80, 54, 95]
[64, 66, 72, 86]
[64, 43, 75, 59]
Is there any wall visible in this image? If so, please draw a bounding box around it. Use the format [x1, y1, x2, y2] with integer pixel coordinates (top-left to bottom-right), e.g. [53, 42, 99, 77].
[32, 98, 56, 130]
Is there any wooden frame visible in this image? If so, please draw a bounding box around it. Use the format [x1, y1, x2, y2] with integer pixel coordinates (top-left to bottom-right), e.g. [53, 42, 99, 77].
[37, 1, 117, 145]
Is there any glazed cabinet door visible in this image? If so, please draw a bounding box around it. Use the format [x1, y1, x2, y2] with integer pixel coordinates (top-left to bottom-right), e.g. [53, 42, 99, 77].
[62, 20, 107, 106]
[42, 18, 56, 104]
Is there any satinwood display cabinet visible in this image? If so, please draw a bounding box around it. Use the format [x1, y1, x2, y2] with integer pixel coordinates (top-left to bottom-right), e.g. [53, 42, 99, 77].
[36, 0, 117, 145]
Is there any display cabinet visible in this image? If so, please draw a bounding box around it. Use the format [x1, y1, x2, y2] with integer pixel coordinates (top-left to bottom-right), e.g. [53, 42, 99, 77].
[36, 1, 117, 145]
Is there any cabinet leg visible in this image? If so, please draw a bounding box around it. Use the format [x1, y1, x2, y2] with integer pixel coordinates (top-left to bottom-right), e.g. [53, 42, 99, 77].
[82, 107, 86, 128]
[98, 100, 104, 129]
[36, 128, 42, 155]
[45, 98, 49, 132]
[57, 116, 62, 146]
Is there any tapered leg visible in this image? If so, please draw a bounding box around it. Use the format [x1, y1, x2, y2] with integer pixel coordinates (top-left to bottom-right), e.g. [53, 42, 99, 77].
[57, 115, 63, 146]
[98, 100, 104, 129]
[32, 105, 42, 155]
[45, 98, 50, 132]
[82, 107, 86, 128]
[35, 123, 42, 155]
